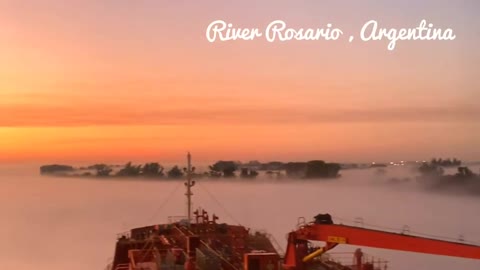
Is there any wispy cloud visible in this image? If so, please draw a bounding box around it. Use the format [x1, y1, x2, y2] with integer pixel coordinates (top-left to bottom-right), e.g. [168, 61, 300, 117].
[1, 103, 478, 127]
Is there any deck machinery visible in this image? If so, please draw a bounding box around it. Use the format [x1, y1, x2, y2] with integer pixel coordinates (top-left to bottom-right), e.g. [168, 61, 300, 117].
[283, 214, 480, 270]
[109, 154, 480, 270]
[110, 210, 280, 270]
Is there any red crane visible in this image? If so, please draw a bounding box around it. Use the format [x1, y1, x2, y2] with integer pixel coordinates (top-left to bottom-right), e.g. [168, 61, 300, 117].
[283, 214, 480, 270]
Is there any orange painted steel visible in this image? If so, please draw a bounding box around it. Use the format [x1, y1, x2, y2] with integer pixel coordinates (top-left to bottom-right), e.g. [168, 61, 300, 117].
[296, 224, 480, 259]
[284, 222, 480, 270]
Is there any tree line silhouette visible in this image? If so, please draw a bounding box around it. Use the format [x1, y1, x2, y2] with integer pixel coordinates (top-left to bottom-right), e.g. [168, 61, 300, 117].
[40, 160, 341, 180]
[417, 158, 479, 192]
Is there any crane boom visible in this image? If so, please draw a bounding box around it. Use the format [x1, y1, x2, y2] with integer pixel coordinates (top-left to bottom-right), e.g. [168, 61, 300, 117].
[298, 223, 480, 259]
[284, 214, 480, 270]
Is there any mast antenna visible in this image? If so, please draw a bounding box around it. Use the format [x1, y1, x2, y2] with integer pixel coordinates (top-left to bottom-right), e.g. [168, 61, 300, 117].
[185, 152, 195, 224]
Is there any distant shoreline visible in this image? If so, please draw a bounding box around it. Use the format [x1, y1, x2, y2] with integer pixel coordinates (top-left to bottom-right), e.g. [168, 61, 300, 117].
[39, 160, 346, 180]
[37, 159, 480, 196]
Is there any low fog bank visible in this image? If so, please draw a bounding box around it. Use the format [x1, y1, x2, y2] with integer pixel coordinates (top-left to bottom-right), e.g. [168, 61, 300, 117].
[38, 159, 480, 197]
[1, 165, 480, 270]
[355, 165, 480, 196]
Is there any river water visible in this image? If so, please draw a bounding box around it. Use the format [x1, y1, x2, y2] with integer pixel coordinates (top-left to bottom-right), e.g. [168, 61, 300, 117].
[1, 164, 479, 270]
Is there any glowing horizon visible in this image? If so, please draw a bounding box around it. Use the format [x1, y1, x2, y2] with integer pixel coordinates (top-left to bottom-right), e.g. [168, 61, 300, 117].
[1, 1, 479, 163]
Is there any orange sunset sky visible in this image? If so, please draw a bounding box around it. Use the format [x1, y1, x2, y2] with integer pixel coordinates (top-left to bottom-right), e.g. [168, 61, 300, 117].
[0, 1, 479, 164]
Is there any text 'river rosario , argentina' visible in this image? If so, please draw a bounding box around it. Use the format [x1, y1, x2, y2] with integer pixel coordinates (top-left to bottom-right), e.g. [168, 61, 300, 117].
[206, 19, 456, 51]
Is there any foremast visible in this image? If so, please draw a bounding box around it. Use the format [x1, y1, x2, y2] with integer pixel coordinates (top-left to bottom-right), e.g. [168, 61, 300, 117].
[185, 152, 195, 224]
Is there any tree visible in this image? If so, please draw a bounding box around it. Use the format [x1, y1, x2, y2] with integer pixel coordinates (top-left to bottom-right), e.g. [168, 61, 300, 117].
[284, 161, 340, 179]
[117, 162, 142, 177]
[223, 166, 236, 177]
[418, 163, 444, 177]
[240, 168, 259, 178]
[167, 166, 184, 179]
[246, 160, 261, 167]
[40, 164, 74, 175]
[91, 164, 112, 177]
[430, 158, 462, 167]
[142, 162, 164, 177]
[326, 163, 341, 178]
[305, 160, 340, 179]
[285, 162, 307, 178]
[260, 161, 285, 170]
[452, 158, 461, 166]
[445, 158, 453, 166]
[455, 167, 475, 178]
[210, 161, 238, 177]
[249, 170, 259, 178]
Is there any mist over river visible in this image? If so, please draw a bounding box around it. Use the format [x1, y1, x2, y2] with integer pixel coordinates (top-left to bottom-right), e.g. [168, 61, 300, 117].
[1, 164, 479, 270]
